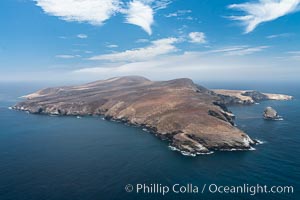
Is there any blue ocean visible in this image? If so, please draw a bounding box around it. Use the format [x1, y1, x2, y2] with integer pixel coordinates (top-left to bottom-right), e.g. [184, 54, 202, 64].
[0, 81, 299, 200]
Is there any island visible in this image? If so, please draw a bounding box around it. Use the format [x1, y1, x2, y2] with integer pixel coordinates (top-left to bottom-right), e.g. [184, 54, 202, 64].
[212, 89, 293, 105]
[263, 107, 282, 120]
[12, 76, 292, 156]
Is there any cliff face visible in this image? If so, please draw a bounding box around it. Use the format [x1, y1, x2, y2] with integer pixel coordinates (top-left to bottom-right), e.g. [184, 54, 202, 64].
[13, 76, 255, 155]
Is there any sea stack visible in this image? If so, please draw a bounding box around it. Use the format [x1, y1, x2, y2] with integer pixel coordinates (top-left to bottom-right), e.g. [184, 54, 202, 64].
[263, 107, 280, 120]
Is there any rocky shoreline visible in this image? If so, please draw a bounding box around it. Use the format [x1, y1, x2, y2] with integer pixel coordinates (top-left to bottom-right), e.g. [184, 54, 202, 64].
[12, 76, 291, 156]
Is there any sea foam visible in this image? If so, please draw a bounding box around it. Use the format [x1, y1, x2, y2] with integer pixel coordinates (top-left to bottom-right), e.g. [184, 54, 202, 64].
[255, 139, 266, 145]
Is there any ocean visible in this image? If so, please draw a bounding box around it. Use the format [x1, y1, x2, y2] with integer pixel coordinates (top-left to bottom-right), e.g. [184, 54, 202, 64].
[0, 81, 299, 200]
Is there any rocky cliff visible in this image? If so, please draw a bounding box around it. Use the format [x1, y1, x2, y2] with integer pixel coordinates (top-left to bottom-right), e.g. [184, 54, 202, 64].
[13, 76, 256, 156]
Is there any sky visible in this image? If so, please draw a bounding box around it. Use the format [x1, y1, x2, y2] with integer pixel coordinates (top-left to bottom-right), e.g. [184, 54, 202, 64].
[0, 0, 300, 82]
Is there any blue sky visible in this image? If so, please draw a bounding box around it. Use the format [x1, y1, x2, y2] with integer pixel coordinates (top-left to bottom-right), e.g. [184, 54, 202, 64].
[0, 0, 300, 82]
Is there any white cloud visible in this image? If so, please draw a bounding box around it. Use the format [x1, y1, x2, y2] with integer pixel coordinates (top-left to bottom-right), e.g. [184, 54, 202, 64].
[287, 51, 300, 60]
[77, 34, 88, 39]
[89, 37, 179, 61]
[228, 0, 300, 33]
[152, 0, 172, 10]
[56, 54, 81, 59]
[209, 45, 269, 56]
[125, 1, 154, 35]
[107, 44, 119, 48]
[188, 32, 207, 44]
[165, 10, 192, 18]
[135, 38, 149, 43]
[138, 0, 172, 10]
[288, 51, 300, 54]
[35, 0, 172, 35]
[185, 16, 194, 20]
[73, 49, 297, 82]
[165, 10, 195, 21]
[35, 0, 120, 25]
[266, 33, 293, 39]
[165, 13, 177, 17]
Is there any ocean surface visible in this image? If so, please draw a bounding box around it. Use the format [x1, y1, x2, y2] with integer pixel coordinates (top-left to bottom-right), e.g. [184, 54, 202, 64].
[0, 81, 299, 200]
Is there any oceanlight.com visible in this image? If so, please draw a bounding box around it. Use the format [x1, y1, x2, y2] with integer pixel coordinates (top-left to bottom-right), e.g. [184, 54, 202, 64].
[124, 183, 294, 196]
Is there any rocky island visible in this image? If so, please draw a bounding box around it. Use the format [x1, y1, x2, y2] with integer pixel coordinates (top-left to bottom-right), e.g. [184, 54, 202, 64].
[12, 76, 292, 156]
[263, 107, 282, 120]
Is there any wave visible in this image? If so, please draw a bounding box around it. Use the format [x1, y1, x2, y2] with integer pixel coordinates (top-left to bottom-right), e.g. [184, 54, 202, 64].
[142, 128, 150, 132]
[255, 139, 266, 145]
[168, 145, 214, 156]
[180, 151, 196, 157]
[221, 147, 256, 151]
[168, 145, 180, 152]
[196, 151, 214, 155]
[169, 145, 256, 156]
[249, 147, 256, 151]
[274, 117, 284, 121]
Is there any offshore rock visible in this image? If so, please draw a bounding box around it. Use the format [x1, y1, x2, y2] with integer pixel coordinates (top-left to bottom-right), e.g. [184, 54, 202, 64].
[263, 107, 280, 120]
